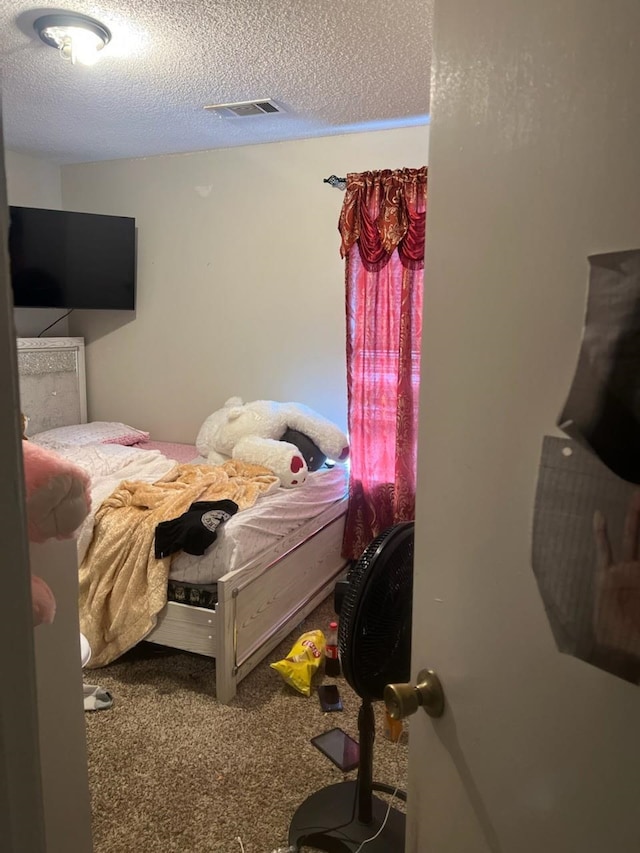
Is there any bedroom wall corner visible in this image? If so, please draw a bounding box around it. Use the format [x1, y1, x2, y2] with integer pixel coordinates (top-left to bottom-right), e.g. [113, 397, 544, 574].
[4, 150, 67, 338]
[61, 124, 430, 443]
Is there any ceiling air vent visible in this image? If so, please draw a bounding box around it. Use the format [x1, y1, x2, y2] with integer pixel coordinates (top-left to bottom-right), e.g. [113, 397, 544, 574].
[204, 99, 284, 118]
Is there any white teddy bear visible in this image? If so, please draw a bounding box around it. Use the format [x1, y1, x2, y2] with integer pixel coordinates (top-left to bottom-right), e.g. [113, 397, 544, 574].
[195, 397, 349, 488]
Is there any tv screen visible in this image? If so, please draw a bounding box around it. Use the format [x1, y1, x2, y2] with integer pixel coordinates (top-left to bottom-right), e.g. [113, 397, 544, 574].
[9, 206, 136, 310]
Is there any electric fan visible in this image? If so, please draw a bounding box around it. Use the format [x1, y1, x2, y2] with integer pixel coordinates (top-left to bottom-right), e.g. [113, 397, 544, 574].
[288, 522, 415, 853]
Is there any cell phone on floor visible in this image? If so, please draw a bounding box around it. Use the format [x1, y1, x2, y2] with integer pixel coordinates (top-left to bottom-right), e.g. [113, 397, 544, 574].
[318, 683, 343, 712]
[311, 727, 359, 772]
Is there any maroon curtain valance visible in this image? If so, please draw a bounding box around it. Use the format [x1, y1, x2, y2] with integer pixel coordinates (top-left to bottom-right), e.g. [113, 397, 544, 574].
[338, 167, 427, 271]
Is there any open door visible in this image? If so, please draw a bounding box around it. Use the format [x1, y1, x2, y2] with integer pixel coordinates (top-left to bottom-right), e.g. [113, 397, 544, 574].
[406, 1, 640, 850]
[0, 98, 46, 852]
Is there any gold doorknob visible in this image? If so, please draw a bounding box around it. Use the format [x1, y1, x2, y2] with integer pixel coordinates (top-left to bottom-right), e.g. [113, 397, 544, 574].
[384, 669, 445, 720]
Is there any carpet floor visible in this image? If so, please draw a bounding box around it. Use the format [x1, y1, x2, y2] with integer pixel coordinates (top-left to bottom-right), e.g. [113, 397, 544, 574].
[84, 596, 408, 853]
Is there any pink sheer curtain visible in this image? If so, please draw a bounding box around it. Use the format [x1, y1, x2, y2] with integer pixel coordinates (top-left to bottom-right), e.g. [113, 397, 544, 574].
[339, 167, 426, 560]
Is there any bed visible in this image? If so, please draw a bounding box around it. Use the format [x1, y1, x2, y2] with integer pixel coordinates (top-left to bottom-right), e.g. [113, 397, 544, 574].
[17, 336, 349, 703]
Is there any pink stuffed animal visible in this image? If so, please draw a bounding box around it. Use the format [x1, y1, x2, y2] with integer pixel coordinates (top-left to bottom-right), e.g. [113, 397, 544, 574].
[22, 440, 91, 626]
[31, 575, 57, 626]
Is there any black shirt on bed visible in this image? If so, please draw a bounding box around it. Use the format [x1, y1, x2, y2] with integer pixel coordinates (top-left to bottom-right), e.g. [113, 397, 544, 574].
[154, 499, 239, 559]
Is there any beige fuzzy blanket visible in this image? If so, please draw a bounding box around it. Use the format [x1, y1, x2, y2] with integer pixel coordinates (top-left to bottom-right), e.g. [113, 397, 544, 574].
[79, 460, 279, 668]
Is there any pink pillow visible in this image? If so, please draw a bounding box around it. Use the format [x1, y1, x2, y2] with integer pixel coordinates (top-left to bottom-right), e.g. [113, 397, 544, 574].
[31, 421, 150, 447]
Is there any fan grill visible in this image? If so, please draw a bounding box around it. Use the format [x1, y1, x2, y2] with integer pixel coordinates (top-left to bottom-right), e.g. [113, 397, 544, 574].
[339, 523, 414, 701]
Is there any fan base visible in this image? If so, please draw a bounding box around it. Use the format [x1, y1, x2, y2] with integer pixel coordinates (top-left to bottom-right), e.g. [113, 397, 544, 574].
[288, 781, 405, 852]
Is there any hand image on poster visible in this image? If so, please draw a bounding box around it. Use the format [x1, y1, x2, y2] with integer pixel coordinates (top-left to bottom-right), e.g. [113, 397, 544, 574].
[532, 437, 640, 684]
[593, 493, 640, 660]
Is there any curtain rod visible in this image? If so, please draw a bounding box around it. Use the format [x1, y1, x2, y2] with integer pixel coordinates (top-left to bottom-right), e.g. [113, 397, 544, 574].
[323, 175, 346, 190]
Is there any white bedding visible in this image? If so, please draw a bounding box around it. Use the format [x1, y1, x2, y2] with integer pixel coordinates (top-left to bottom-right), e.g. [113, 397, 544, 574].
[43, 442, 175, 562]
[170, 465, 349, 583]
[44, 440, 349, 583]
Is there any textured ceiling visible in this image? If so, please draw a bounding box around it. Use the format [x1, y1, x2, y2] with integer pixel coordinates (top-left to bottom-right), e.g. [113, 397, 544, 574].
[0, 1, 432, 165]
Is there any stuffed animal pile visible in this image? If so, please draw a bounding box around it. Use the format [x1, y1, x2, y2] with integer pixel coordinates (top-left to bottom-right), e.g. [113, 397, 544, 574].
[196, 397, 349, 488]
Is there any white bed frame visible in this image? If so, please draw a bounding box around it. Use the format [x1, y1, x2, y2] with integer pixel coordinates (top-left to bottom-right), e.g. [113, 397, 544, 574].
[17, 336, 349, 703]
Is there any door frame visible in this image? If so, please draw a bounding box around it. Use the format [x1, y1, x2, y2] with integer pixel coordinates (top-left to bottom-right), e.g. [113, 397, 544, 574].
[0, 106, 47, 852]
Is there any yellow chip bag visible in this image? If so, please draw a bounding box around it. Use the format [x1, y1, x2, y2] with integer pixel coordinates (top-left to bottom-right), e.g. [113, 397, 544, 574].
[270, 630, 326, 696]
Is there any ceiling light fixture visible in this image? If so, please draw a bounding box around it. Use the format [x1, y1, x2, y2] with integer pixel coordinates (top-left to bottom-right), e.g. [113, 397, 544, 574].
[34, 13, 111, 66]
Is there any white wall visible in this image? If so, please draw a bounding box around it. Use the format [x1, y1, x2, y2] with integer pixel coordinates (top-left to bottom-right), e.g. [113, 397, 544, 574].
[5, 150, 61, 207]
[62, 125, 429, 442]
[4, 150, 67, 337]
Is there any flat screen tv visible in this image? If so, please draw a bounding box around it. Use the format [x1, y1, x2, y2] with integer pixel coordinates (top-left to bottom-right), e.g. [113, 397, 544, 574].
[9, 206, 136, 310]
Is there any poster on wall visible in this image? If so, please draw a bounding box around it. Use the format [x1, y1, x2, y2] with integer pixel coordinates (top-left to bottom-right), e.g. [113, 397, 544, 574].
[533, 437, 640, 682]
[532, 249, 640, 683]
